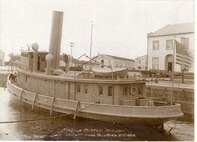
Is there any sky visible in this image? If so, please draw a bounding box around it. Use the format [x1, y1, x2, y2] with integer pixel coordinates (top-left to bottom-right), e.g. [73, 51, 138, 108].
[0, 0, 194, 61]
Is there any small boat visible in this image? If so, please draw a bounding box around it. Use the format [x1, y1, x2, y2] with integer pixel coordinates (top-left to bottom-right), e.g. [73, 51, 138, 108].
[7, 11, 183, 129]
[91, 67, 128, 78]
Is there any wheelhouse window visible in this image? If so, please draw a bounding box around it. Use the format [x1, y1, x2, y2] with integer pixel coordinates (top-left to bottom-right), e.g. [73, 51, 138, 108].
[30, 53, 33, 58]
[108, 86, 112, 96]
[123, 86, 127, 96]
[98, 86, 103, 95]
[152, 41, 159, 51]
[166, 40, 173, 50]
[138, 85, 142, 96]
[77, 84, 80, 93]
[84, 85, 88, 94]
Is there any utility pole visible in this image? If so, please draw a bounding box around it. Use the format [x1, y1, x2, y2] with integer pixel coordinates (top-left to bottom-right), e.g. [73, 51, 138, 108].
[70, 42, 74, 57]
[89, 21, 93, 61]
[70, 42, 74, 65]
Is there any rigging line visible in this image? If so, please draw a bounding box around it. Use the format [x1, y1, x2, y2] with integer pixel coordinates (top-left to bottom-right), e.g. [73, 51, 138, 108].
[77, 97, 101, 112]
[78, 103, 96, 112]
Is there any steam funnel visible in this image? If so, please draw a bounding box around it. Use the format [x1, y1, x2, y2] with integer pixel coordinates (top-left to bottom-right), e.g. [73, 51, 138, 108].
[49, 11, 64, 70]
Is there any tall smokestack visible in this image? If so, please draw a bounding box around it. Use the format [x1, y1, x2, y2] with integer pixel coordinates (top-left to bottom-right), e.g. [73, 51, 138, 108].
[49, 11, 64, 70]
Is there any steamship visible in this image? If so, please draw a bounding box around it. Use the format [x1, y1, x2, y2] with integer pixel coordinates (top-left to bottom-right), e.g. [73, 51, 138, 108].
[7, 11, 183, 129]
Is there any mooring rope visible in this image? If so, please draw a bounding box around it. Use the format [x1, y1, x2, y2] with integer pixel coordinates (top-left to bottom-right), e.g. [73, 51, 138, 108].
[0, 113, 73, 124]
[0, 102, 97, 124]
[78, 103, 96, 111]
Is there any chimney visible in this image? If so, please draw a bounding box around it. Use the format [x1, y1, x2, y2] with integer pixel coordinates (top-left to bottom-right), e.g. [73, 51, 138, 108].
[49, 11, 64, 70]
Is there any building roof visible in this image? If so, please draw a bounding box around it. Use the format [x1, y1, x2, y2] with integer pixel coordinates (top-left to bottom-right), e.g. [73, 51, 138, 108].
[148, 22, 194, 37]
[135, 55, 147, 60]
[99, 54, 135, 62]
[73, 59, 100, 65]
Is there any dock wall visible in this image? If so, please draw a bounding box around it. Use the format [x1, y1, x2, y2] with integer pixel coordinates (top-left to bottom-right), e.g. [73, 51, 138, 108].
[145, 83, 194, 115]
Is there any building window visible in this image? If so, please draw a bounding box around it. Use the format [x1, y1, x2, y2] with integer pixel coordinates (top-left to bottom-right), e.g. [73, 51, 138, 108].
[101, 59, 104, 68]
[166, 40, 173, 50]
[108, 86, 112, 96]
[84, 85, 88, 94]
[77, 84, 80, 93]
[152, 41, 159, 51]
[152, 57, 159, 70]
[98, 86, 103, 95]
[181, 38, 189, 48]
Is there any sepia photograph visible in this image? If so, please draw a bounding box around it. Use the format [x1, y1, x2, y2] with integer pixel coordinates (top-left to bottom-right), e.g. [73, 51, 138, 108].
[0, 0, 194, 141]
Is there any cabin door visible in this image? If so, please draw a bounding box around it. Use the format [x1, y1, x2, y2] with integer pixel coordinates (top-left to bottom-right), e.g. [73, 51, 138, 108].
[38, 55, 46, 71]
[108, 86, 112, 96]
